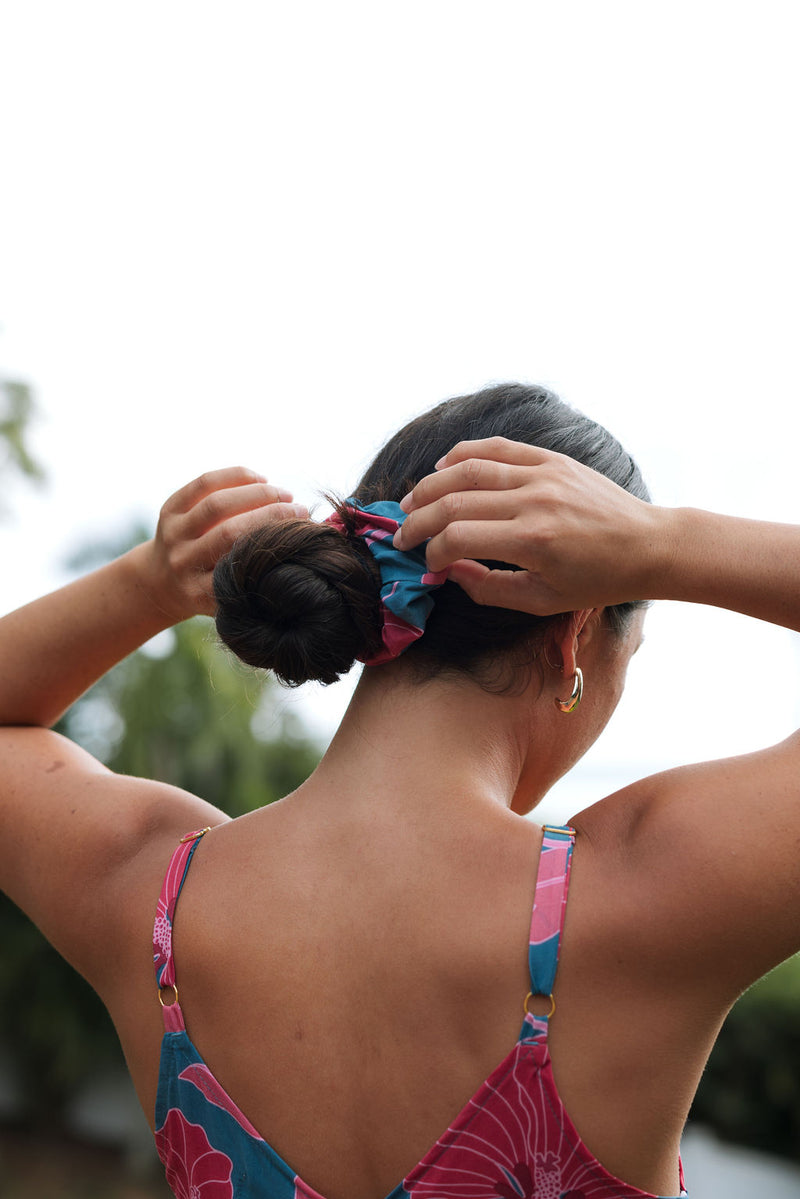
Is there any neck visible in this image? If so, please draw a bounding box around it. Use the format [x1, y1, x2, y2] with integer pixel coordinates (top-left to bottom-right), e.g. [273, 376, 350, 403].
[298, 663, 570, 822]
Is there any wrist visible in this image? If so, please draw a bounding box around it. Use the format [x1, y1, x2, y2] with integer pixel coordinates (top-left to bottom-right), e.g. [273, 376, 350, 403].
[117, 541, 188, 629]
[644, 506, 727, 605]
[641, 505, 687, 602]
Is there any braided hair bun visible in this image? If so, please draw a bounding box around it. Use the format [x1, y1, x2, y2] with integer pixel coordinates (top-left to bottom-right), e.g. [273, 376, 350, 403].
[213, 515, 384, 686]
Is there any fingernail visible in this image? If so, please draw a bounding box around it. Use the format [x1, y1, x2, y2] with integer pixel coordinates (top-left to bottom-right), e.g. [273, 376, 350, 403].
[393, 528, 404, 547]
[277, 488, 293, 502]
[434, 456, 447, 470]
[292, 504, 309, 518]
[399, 492, 413, 512]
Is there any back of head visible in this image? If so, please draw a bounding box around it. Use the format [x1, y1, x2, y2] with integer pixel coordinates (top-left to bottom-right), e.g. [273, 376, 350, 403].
[213, 384, 650, 688]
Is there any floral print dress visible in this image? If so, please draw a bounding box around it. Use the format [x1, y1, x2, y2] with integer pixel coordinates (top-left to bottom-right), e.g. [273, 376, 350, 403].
[152, 826, 687, 1199]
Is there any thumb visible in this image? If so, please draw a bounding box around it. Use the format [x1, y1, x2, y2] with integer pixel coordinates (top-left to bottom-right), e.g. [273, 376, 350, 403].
[447, 559, 491, 595]
[448, 560, 547, 613]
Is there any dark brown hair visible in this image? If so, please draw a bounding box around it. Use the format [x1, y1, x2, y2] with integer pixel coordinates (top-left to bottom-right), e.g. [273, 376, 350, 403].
[213, 384, 650, 687]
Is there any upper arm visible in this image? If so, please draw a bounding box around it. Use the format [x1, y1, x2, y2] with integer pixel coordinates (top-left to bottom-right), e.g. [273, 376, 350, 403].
[0, 727, 228, 983]
[601, 732, 800, 999]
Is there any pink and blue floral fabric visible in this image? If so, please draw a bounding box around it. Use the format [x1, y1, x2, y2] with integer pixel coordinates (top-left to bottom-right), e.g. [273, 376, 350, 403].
[152, 826, 687, 1198]
[324, 499, 448, 665]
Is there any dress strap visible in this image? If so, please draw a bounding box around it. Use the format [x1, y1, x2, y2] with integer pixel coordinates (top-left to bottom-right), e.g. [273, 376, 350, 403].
[152, 828, 211, 1033]
[527, 824, 576, 1007]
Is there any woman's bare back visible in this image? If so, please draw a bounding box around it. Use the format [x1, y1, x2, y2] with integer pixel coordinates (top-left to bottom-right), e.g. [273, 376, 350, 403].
[103, 784, 711, 1199]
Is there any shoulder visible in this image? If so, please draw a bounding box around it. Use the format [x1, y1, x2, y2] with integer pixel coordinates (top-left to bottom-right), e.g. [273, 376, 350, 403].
[569, 733, 800, 1001]
[0, 725, 229, 993]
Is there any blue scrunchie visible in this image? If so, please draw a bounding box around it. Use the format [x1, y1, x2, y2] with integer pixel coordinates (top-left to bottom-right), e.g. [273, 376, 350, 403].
[325, 498, 449, 664]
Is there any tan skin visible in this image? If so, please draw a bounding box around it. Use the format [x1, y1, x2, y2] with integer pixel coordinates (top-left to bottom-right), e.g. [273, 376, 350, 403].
[3, 442, 800, 1198]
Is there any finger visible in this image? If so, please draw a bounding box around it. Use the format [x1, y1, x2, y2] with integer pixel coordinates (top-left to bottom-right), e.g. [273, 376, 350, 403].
[395, 489, 521, 551]
[435, 438, 553, 473]
[164, 467, 271, 516]
[447, 560, 558, 616]
[423, 518, 530, 574]
[400, 458, 528, 515]
[191, 503, 309, 567]
[177, 482, 297, 540]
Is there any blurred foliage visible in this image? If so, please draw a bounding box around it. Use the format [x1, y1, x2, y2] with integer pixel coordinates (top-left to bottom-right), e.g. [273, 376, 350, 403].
[63, 616, 320, 816]
[0, 359, 45, 512]
[0, 914, 124, 1128]
[691, 953, 800, 1159]
[0, 525, 322, 1130]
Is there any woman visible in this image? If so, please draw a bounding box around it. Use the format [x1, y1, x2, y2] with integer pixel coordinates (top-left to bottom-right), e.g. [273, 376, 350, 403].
[1, 383, 798, 1199]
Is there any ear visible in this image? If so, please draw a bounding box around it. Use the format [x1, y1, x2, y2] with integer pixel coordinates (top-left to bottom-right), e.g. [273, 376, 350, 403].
[548, 609, 602, 676]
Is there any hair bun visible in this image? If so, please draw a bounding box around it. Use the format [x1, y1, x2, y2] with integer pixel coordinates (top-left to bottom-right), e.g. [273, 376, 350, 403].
[213, 518, 383, 686]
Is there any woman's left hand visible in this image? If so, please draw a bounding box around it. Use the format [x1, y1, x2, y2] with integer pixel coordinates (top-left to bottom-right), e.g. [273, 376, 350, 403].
[138, 466, 309, 621]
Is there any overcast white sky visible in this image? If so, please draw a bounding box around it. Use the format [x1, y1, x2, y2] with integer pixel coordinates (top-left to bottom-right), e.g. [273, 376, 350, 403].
[2, 1, 799, 823]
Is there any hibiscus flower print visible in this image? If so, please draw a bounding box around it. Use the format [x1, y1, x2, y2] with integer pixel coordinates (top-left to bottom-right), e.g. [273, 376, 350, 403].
[493, 1154, 584, 1199]
[155, 1107, 234, 1199]
[494, 1161, 535, 1198]
[179, 1063, 263, 1140]
[533, 1152, 563, 1199]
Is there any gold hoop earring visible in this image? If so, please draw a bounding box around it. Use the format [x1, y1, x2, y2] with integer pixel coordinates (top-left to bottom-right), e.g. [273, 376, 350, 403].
[555, 667, 583, 714]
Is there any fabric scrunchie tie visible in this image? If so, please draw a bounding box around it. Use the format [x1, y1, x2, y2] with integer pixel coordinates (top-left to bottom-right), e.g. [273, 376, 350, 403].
[324, 498, 448, 665]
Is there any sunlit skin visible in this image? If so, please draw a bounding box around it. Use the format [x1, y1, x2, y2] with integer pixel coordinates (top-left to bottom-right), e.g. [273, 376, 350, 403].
[306, 605, 644, 827]
[2, 442, 800, 1199]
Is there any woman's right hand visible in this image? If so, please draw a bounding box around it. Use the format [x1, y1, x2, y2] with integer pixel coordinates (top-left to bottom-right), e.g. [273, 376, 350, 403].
[393, 437, 671, 616]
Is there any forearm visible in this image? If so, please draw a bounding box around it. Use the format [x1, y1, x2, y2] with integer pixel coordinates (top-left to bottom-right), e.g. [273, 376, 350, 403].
[651, 507, 800, 631]
[0, 542, 176, 728]
[0, 468, 303, 730]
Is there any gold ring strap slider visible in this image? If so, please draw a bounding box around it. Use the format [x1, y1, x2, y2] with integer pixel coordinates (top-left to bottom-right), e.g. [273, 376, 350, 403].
[523, 990, 556, 1019]
[158, 983, 179, 1008]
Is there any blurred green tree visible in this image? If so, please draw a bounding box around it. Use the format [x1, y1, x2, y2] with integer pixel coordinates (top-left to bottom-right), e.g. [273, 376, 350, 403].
[62, 528, 322, 813]
[0, 359, 44, 513]
[691, 953, 800, 1159]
